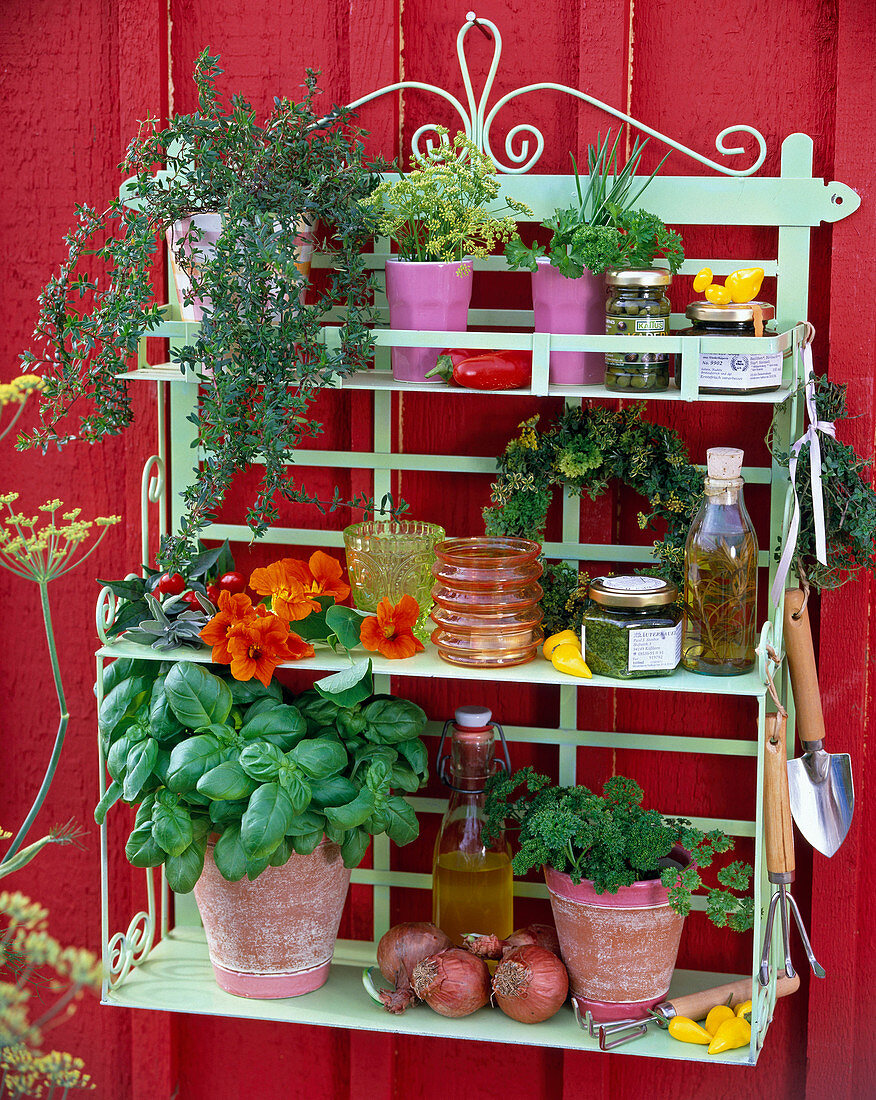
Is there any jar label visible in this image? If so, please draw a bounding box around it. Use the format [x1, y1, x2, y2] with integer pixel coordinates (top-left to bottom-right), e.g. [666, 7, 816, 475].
[627, 623, 683, 672]
[635, 318, 665, 333]
[601, 576, 665, 592]
[699, 351, 783, 388]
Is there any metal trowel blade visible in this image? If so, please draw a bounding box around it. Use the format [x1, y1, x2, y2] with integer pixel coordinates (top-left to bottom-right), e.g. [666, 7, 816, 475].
[787, 749, 854, 857]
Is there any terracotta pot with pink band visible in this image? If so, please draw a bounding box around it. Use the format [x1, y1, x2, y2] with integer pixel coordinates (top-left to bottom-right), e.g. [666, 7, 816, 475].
[194, 836, 351, 999]
[544, 846, 691, 1023]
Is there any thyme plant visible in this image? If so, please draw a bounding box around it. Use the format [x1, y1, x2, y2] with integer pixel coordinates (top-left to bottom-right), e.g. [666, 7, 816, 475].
[19, 52, 391, 567]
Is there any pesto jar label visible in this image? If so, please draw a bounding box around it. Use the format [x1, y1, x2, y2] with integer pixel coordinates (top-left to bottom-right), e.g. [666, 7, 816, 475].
[627, 623, 683, 672]
[699, 351, 782, 389]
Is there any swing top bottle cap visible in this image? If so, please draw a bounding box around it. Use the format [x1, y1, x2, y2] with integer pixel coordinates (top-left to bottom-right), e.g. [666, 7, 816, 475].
[707, 447, 744, 480]
[454, 705, 492, 728]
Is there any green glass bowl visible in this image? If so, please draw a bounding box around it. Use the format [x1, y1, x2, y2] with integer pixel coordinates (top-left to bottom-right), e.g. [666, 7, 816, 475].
[343, 521, 446, 641]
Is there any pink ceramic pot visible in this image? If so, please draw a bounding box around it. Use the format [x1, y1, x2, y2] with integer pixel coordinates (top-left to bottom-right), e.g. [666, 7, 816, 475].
[385, 258, 473, 383]
[193, 837, 351, 999]
[532, 259, 604, 385]
[544, 847, 691, 1023]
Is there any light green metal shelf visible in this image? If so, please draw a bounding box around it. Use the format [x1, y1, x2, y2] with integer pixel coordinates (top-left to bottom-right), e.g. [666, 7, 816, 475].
[96, 638, 770, 697]
[103, 927, 756, 1065]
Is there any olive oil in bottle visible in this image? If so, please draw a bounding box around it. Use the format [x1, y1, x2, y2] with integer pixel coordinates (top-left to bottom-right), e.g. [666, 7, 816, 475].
[682, 447, 758, 675]
[432, 706, 513, 946]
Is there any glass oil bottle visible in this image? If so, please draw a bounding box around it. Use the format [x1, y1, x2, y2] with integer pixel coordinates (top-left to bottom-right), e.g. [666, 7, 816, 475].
[682, 447, 758, 675]
[431, 706, 513, 946]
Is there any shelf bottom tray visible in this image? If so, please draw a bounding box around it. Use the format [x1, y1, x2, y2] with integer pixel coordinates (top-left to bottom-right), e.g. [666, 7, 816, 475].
[104, 927, 758, 1064]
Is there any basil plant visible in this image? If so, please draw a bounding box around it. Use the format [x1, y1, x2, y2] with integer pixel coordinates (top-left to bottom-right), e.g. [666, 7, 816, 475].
[95, 658, 428, 892]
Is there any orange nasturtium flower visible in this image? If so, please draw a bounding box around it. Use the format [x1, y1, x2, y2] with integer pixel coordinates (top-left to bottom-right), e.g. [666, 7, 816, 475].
[360, 595, 425, 660]
[226, 614, 314, 687]
[199, 590, 259, 662]
[249, 551, 351, 622]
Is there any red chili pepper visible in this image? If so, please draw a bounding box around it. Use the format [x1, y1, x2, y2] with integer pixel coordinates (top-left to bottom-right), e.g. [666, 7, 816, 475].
[426, 349, 532, 390]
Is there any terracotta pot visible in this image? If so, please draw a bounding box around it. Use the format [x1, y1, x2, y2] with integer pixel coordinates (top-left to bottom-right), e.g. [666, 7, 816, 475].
[544, 847, 691, 1023]
[532, 259, 604, 385]
[193, 836, 351, 999]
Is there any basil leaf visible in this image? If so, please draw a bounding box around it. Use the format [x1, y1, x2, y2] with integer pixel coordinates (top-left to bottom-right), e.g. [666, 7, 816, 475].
[390, 761, 422, 794]
[197, 761, 258, 801]
[125, 822, 165, 867]
[94, 779, 122, 825]
[123, 737, 159, 802]
[166, 734, 222, 792]
[209, 798, 248, 827]
[340, 827, 371, 868]
[100, 657, 157, 696]
[152, 797, 194, 857]
[268, 838, 292, 867]
[366, 759, 391, 794]
[165, 835, 207, 893]
[240, 783, 294, 860]
[229, 677, 282, 706]
[362, 697, 427, 743]
[396, 738, 429, 780]
[213, 826, 247, 882]
[292, 739, 347, 780]
[285, 810, 324, 836]
[283, 771, 312, 816]
[324, 789, 376, 832]
[294, 691, 341, 734]
[245, 855, 271, 880]
[99, 676, 152, 743]
[383, 796, 419, 845]
[290, 830, 323, 855]
[106, 736, 132, 783]
[240, 703, 306, 742]
[149, 680, 184, 741]
[309, 776, 359, 809]
[165, 662, 232, 729]
[134, 793, 157, 828]
[314, 660, 373, 708]
[239, 742, 285, 782]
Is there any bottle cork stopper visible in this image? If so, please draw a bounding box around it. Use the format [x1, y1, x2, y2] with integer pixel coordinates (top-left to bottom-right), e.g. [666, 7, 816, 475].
[707, 447, 744, 479]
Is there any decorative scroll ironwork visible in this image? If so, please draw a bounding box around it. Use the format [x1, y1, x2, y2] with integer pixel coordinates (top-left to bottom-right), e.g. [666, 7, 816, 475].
[106, 877, 157, 988]
[347, 11, 768, 176]
[140, 454, 165, 568]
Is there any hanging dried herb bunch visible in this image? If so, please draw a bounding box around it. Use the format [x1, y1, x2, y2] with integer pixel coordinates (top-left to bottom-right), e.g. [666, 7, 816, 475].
[19, 51, 392, 567]
[484, 405, 702, 632]
[769, 375, 876, 590]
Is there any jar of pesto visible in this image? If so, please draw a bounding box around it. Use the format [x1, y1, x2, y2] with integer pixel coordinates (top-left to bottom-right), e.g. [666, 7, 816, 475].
[605, 268, 672, 392]
[581, 576, 682, 679]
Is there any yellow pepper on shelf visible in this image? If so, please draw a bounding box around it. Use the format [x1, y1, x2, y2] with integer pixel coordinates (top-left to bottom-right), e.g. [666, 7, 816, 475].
[725, 266, 765, 304]
[550, 642, 592, 679]
[735, 999, 753, 1022]
[704, 1004, 736, 1036]
[707, 1016, 752, 1055]
[692, 267, 713, 292]
[542, 629, 580, 659]
[704, 284, 732, 305]
[668, 1016, 712, 1045]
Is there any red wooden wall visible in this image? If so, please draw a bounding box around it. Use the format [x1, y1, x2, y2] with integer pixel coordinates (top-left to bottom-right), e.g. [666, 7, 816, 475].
[0, 2, 873, 1098]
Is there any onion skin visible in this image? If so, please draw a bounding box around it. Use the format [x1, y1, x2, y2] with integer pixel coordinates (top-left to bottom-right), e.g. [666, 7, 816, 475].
[465, 923, 561, 961]
[411, 948, 492, 1018]
[492, 945, 569, 1024]
[376, 922, 451, 1014]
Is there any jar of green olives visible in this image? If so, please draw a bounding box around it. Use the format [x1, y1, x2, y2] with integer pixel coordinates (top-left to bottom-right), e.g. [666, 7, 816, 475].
[678, 301, 783, 394]
[605, 268, 672, 392]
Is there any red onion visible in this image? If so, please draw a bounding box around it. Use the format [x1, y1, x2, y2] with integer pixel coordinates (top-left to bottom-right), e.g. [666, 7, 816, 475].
[465, 923, 561, 960]
[411, 948, 491, 1018]
[375, 922, 451, 1013]
[492, 945, 569, 1023]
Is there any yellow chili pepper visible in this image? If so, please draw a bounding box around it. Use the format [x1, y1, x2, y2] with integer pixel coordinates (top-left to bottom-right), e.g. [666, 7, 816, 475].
[693, 267, 713, 293]
[543, 629, 580, 659]
[725, 266, 765, 304]
[550, 642, 592, 678]
[735, 999, 753, 1023]
[668, 1016, 712, 1045]
[708, 1016, 751, 1055]
[704, 284, 732, 305]
[705, 1004, 736, 1036]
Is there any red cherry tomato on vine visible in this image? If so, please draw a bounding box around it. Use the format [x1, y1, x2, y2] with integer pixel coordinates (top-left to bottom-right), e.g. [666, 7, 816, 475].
[206, 584, 221, 604]
[181, 591, 202, 610]
[157, 572, 185, 596]
[218, 571, 247, 594]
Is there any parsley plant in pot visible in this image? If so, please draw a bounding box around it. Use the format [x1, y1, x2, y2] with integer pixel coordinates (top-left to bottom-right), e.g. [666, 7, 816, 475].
[504, 130, 682, 385]
[95, 658, 428, 998]
[484, 770, 753, 1022]
[364, 128, 530, 383]
[20, 51, 385, 569]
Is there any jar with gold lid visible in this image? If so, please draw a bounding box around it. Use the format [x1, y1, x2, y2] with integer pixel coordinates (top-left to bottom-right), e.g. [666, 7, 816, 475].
[604, 268, 672, 392]
[678, 300, 783, 394]
[581, 575, 681, 679]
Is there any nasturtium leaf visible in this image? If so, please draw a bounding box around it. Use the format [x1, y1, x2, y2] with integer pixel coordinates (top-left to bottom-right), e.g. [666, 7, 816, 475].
[325, 604, 368, 650]
[314, 660, 373, 708]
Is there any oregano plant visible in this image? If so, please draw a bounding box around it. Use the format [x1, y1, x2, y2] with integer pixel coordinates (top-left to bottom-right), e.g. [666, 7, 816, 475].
[20, 51, 397, 567]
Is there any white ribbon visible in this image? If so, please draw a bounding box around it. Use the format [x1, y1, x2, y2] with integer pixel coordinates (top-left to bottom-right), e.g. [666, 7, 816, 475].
[771, 343, 835, 607]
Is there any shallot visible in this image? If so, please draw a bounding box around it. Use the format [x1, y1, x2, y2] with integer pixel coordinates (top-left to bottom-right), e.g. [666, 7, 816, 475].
[371, 922, 451, 1013]
[411, 948, 491, 1018]
[465, 923, 561, 960]
[492, 945, 569, 1023]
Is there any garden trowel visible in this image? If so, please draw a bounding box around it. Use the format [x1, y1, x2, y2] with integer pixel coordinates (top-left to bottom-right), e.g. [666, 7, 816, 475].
[783, 589, 854, 857]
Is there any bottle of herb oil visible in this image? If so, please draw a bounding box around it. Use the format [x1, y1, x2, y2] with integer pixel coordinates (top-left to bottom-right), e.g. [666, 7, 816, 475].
[682, 447, 758, 675]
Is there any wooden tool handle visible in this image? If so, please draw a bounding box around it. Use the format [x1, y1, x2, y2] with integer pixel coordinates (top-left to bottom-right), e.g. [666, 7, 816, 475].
[764, 711, 795, 878]
[783, 588, 827, 748]
[667, 971, 800, 1021]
